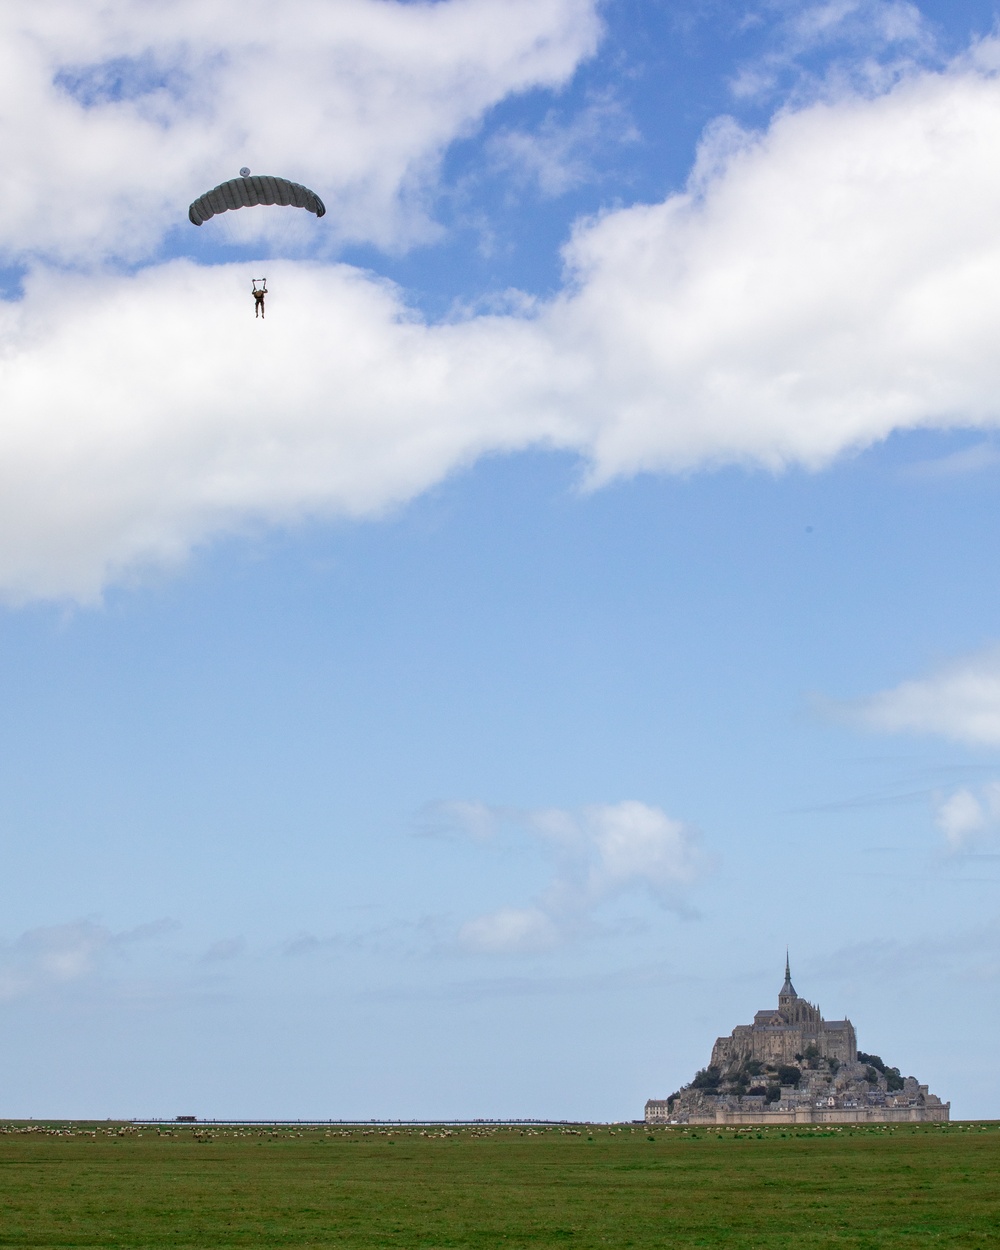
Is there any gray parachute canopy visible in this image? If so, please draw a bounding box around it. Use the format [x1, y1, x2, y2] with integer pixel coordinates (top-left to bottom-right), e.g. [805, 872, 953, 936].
[188, 175, 326, 226]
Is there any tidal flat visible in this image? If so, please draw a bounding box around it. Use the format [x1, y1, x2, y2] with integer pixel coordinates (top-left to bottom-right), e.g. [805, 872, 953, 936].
[0, 1120, 997, 1249]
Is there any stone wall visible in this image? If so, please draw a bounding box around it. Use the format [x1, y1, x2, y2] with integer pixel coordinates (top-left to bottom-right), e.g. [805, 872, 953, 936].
[645, 1099, 950, 1125]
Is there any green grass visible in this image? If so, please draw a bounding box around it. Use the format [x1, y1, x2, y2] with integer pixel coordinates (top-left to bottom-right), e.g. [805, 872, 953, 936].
[0, 1121, 997, 1248]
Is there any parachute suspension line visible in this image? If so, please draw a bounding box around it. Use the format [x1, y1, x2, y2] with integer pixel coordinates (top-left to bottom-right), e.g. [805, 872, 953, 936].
[252, 277, 267, 291]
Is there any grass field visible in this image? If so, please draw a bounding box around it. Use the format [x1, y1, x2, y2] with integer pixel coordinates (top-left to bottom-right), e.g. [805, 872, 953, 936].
[0, 1120, 997, 1249]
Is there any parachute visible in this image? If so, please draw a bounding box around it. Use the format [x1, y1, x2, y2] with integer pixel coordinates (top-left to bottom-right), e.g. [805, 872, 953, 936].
[189, 173, 326, 226]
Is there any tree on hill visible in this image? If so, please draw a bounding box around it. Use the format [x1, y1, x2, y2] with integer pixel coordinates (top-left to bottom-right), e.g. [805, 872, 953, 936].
[691, 1066, 721, 1092]
[858, 1051, 904, 1091]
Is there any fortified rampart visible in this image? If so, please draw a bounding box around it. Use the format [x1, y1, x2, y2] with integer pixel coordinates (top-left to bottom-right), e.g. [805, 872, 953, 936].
[645, 1101, 949, 1126]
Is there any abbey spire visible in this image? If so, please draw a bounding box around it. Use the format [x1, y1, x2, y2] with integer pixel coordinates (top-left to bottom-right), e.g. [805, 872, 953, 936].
[779, 950, 796, 1003]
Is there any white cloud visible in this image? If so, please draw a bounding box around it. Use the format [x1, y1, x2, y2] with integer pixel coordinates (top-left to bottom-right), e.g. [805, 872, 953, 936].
[730, 0, 934, 102]
[452, 800, 709, 954]
[837, 645, 1000, 849]
[0, 259, 563, 600]
[553, 56, 1000, 483]
[0, 918, 175, 1000]
[0, 0, 601, 263]
[932, 785, 1000, 852]
[585, 800, 704, 898]
[485, 91, 639, 198]
[12, 41, 1000, 597]
[786, 0, 929, 56]
[845, 647, 1000, 746]
[929, 780, 1000, 852]
[459, 906, 560, 954]
[421, 799, 500, 842]
[201, 936, 247, 962]
[902, 440, 1000, 479]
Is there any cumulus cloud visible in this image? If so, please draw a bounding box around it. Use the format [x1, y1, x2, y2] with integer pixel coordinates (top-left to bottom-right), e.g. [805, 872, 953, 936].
[0, 0, 601, 262]
[445, 800, 709, 954]
[11, 34, 1000, 597]
[844, 646, 1000, 746]
[0, 259, 564, 600]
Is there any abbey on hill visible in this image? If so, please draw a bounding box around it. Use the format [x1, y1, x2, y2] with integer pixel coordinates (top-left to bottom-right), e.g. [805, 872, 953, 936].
[646, 957, 949, 1125]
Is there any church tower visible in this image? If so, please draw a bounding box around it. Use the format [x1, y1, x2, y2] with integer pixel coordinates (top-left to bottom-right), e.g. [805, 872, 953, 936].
[778, 951, 797, 1011]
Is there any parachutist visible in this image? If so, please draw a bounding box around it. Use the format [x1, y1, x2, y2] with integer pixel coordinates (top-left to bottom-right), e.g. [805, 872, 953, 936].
[252, 277, 267, 319]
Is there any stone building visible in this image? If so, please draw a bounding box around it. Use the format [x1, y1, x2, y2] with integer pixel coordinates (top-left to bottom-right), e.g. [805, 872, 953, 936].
[646, 957, 949, 1125]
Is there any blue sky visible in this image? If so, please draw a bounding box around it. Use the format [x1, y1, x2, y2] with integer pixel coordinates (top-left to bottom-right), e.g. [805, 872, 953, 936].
[3, 0, 1000, 1121]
